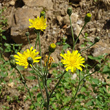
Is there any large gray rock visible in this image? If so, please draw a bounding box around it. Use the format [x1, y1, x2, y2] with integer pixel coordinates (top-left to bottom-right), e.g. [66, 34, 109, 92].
[66, 24, 82, 38]
[91, 40, 110, 57]
[23, 0, 53, 10]
[10, 8, 40, 44]
[57, 13, 79, 26]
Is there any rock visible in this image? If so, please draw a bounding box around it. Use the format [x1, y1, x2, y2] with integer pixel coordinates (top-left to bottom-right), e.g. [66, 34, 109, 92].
[91, 40, 110, 57]
[71, 73, 77, 80]
[74, 24, 81, 38]
[10, 8, 40, 44]
[23, 0, 53, 10]
[8, 82, 14, 88]
[57, 15, 63, 25]
[77, 20, 83, 25]
[66, 24, 82, 39]
[51, 48, 61, 63]
[9, 0, 15, 6]
[69, 0, 81, 2]
[63, 13, 79, 25]
[53, 10, 61, 16]
[61, 9, 66, 16]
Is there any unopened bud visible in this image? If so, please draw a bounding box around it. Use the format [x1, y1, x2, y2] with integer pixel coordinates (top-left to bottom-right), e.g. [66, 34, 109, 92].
[94, 37, 100, 43]
[9, 55, 14, 60]
[10, 59, 16, 68]
[62, 36, 67, 45]
[67, 8, 72, 16]
[84, 13, 91, 23]
[49, 43, 56, 53]
[40, 11, 46, 18]
[27, 57, 33, 64]
[25, 32, 30, 36]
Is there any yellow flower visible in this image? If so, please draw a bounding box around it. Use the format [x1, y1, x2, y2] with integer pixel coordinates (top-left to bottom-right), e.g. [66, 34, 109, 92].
[29, 16, 47, 31]
[60, 50, 85, 73]
[14, 47, 41, 69]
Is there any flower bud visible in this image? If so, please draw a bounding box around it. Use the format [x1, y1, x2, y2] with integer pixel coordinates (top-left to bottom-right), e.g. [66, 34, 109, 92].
[40, 11, 46, 18]
[25, 32, 30, 36]
[10, 59, 16, 68]
[94, 37, 100, 43]
[84, 13, 91, 23]
[67, 7, 72, 16]
[62, 36, 67, 45]
[9, 55, 14, 60]
[49, 43, 56, 53]
[27, 57, 33, 64]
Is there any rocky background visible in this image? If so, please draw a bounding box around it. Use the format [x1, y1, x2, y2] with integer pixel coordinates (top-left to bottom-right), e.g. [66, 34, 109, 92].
[1, 0, 110, 58]
[0, 0, 110, 109]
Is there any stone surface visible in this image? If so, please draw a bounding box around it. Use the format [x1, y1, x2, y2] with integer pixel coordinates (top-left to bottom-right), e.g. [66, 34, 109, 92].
[63, 13, 79, 25]
[9, 0, 15, 6]
[66, 24, 82, 38]
[23, 0, 53, 10]
[57, 15, 63, 25]
[10, 8, 40, 44]
[91, 40, 110, 57]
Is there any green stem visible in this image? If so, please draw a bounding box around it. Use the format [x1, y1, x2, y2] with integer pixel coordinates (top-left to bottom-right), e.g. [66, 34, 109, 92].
[49, 71, 67, 98]
[68, 70, 96, 110]
[69, 16, 74, 50]
[44, 77, 49, 110]
[26, 35, 31, 47]
[15, 67, 36, 110]
[73, 22, 87, 50]
[38, 77, 46, 104]
[80, 43, 95, 53]
[37, 31, 42, 66]
[31, 65, 45, 103]
[35, 32, 39, 49]
[32, 65, 42, 77]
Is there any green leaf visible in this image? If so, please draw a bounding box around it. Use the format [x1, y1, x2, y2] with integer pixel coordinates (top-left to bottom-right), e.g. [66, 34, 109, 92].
[85, 100, 93, 106]
[4, 43, 11, 47]
[81, 87, 86, 92]
[51, 63, 59, 68]
[81, 44, 86, 47]
[56, 93, 60, 99]
[102, 65, 110, 74]
[29, 70, 36, 73]
[91, 78, 99, 85]
[88, 55, 103, 61]
[2, 35, 6, 40]
[17, 65, 25, 70]
[26, 76, 36, 80]
[63, 44, 70, 50]
[63, 96, 71, 105]
[88, 41, 93, 45]
[0, 47, 3, 51]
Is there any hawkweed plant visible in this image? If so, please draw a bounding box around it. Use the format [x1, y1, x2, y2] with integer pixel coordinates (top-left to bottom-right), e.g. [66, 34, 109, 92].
[9, 9, 106, 110]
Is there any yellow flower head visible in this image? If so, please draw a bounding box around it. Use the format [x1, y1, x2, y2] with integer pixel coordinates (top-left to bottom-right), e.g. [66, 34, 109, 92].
[60, 50, 85, 73]
[29, 16, 47, 31]
[14, 47, 41, 69]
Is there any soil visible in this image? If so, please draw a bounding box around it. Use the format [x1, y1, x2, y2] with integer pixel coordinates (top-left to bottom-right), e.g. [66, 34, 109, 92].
[0, 0, 110, 110]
